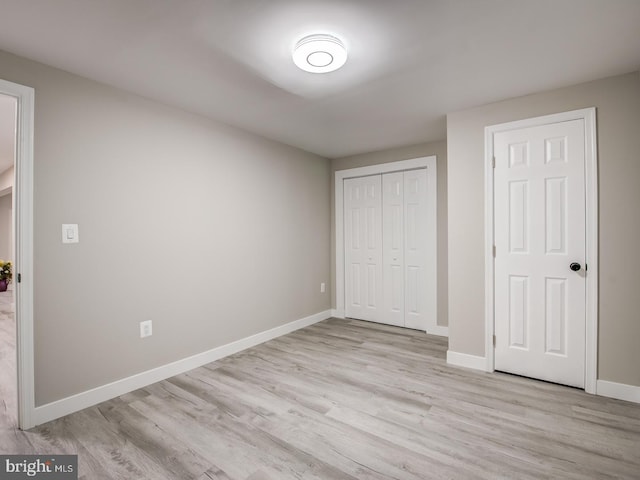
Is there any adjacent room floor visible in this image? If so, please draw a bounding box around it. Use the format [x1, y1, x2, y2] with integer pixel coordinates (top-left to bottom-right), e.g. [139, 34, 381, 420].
[0, 289, 17, 441]
[1, 317, 639, 479]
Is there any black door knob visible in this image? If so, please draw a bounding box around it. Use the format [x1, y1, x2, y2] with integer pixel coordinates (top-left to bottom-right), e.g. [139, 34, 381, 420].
[570, 262, 581, 272]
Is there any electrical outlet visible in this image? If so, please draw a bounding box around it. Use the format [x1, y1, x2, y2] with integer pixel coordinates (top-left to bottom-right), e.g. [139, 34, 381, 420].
[140, 320, 152, 338]
[320, 282, 326, 293]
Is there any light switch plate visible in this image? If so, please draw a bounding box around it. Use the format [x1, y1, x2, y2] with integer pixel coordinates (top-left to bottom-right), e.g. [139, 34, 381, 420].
[62, 224, 79, 244]
[140, 320, 152, 338]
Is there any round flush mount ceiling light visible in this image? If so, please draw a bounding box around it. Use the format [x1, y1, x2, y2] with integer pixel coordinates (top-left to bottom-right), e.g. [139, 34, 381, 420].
[292, 34, 347, 73]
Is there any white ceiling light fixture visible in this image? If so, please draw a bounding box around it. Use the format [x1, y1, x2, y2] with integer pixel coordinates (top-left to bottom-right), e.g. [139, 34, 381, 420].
[292, 34, 348, 73]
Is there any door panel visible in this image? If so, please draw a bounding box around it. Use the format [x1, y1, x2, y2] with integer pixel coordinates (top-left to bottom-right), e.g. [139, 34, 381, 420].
[344, 176, 383, 322]
[545, 177, 567, 254]
[545, 277, 567, 355]
[508, 275, 529, 349]
[508, 180, 529, 253]
[403, 169, 428, 330]
[350, 264, 361, 307]
[494, 119, 586, 388]
[382, 172, 404, 326]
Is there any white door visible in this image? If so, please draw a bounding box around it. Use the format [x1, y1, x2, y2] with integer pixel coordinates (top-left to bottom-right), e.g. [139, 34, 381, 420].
[344, 175, 383, 323]
[382, 172, 405, 326]
[403, 169, 429, 330]
[494, 119, 586, 388]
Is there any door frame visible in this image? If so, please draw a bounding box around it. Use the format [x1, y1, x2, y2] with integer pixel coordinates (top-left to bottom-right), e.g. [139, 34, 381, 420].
[335, 156, 443, 335]
[0, 78, 35, 428]
[484, 108, 598, 393]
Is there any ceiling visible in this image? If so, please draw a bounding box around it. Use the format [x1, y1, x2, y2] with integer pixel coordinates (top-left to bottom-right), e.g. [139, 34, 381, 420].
[0, 0, 639, 158]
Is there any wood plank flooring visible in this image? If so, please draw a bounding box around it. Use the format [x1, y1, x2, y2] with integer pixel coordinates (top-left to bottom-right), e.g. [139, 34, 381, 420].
[0, 290, 20, 453]
[2, 316, 640, 479]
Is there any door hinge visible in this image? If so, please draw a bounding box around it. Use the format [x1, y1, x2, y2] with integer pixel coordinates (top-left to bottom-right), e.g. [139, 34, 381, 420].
[492, 245, 496, 257]
[17, 273, 21, 283]
[492, 157, 496, 168]
[493, 335, 496, 347]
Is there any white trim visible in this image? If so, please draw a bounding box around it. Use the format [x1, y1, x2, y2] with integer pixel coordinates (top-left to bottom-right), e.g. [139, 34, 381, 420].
[0, 78, 35, 430]
[424, 159, 438, 334]
[446, 350, 487, 371]
[484, 108, 598, 393]
[427, 325, 449, 337]
[33, 310, 331, 426]
[583, 108, 598, 394]
[484, 121, 496, 374]
[331, 309, 345, 319]
[334, 156, 440, 334]
[596, 380, 640, 404]
[484, 123, 495, 372]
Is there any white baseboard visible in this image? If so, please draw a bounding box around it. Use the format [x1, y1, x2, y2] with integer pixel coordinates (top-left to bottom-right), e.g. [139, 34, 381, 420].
[597, 379, 640, 404]
[446, 350, 486, 371]
[33, 310, 332, 427]
[427, 325, 449, 337]
[331, 309, 345, 319]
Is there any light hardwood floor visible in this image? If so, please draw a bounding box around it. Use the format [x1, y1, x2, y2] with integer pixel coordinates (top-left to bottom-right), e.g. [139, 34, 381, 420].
[2, 316, 640, 479]
[0, 289, 18, 448]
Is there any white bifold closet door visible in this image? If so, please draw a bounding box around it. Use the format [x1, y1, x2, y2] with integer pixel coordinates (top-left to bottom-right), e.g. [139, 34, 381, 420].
[345, 169, 428, 330]
[382, 172, 405, 327]
[344, 175, 384, 323]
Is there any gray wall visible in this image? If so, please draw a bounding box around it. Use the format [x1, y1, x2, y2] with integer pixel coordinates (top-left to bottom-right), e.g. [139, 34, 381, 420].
[0, 50, 331, 406]
[0, 193, 12, 264]
[0, 165, 13, 193]
[447, 71, 640, 387]
[331, 140, 448, 327]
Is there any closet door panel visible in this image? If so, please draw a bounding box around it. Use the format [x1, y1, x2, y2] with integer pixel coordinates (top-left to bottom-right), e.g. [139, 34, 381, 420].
[344, 175, 383, 322]
[404, 169, 429, 330]
[382, 172, 405, 326]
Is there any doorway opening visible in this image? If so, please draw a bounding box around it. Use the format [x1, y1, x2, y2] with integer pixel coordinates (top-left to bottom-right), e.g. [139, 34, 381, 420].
[0, 93, 16, 430]
[0, 78, 35, 429]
